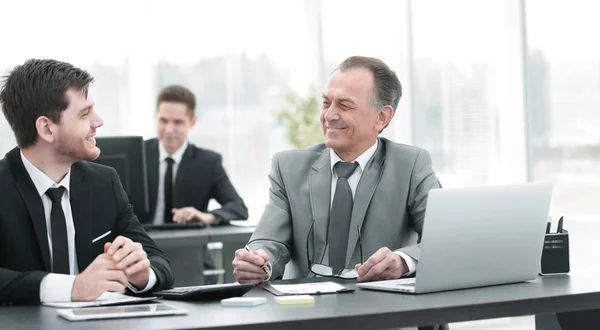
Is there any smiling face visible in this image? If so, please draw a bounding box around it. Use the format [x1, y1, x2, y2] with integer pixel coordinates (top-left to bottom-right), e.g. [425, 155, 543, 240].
[52, 88, 104, 161]
[320, 67, 390, 161]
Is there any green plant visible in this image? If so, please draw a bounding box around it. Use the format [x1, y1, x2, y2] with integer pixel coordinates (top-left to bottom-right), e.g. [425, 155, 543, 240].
[274, 88, 323, 148]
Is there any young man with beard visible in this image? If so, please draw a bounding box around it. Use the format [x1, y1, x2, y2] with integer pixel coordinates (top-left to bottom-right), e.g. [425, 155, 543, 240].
[0, 59, 174, 304]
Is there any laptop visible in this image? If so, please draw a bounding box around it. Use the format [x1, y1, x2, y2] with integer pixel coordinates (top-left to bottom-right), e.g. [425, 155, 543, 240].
[357, 183, 553, 294]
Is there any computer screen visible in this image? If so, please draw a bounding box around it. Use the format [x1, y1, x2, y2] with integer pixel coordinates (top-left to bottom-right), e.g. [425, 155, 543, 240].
[92, 136, 149, 222]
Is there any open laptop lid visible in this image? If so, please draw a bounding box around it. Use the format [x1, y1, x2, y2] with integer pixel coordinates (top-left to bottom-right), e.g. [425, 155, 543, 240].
[414, 182, 553, 293]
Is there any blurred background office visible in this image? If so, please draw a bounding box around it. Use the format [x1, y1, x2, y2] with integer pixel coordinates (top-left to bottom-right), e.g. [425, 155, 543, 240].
[0, 0, 598, 328]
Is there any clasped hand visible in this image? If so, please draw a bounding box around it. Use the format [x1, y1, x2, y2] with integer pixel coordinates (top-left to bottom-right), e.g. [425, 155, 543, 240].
[71, 236, 151, 301]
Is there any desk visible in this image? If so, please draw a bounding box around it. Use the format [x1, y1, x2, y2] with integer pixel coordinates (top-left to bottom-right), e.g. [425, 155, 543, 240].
[148, 226, 255, 286]
[3, 275, 600, 330]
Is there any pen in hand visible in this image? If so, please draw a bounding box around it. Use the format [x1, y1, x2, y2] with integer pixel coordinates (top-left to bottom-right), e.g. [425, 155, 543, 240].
[245, 245, 272, 278]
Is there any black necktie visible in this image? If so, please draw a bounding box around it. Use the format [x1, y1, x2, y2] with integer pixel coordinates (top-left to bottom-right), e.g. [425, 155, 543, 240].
[164, 157, 175, 223]
[46, 187, 70, 274]
[328, 161, 359, 273]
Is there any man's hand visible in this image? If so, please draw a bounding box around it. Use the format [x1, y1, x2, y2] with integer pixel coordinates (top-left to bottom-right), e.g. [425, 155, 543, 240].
[172, 207, 218, 224]
[105, 236, 151, 289]
[354, 247, 408, 282]
[232, 248, 270, 284]
[71, 253, 128, 301]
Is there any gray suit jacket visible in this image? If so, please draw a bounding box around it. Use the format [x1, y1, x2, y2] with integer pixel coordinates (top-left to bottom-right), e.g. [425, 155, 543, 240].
[248, 137, 441, 280]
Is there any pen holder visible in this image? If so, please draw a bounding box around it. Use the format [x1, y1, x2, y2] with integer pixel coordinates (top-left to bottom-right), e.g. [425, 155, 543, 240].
[540, 230, 570, 275]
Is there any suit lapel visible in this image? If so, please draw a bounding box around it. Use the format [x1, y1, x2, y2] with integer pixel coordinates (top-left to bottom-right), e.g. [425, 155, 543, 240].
[8, 148, 52, 271]
[345, 140, 386, 265]
[309, 150, 331, 264]
[174, 144, 195, 207]
[70, 163, 93, 271]
[146, 140, 159, 220]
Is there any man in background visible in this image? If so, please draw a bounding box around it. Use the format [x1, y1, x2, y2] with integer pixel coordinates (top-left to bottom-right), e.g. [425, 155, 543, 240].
[145, 85, 248, 282]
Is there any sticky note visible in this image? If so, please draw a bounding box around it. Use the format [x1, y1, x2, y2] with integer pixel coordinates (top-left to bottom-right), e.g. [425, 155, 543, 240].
[274, 295, 315, 305]
[221, 297, 267, 307]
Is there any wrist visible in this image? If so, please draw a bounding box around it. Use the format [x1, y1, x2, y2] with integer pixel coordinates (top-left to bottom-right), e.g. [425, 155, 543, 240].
[193, 209, 203, 222]
[129, 272, 150, 290]
[393, 251, 416, 277]
[397, 254, 409, 277]
[198, 212, 217, 224]
[71, 275, 81, 301]
[206, 213, 218, 224]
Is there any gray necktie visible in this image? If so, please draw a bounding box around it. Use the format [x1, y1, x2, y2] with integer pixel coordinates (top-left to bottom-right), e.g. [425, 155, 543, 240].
[328, 161, 359, 273]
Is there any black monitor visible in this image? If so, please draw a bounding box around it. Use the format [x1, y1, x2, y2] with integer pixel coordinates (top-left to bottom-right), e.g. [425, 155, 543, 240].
[92, 136, 149, 222]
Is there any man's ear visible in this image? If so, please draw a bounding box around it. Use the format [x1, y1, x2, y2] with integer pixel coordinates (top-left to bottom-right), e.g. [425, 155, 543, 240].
[35, 116, 56, 143]
[190, 115, 198, 128]
[375, 105, 394, 132]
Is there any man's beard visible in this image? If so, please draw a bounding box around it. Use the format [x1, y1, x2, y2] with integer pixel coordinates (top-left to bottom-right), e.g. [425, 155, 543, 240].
[55, 130, 100, 162]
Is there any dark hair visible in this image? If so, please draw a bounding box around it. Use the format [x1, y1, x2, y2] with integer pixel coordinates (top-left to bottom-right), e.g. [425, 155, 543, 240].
[156, 85, 196, 117]
[0, 59, 94, 148]
[335, 56, 402, 111]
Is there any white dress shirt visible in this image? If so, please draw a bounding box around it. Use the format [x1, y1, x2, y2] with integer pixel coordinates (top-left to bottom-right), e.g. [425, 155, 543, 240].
[152, 141, 188, 225]
[328, 139, 417, 276]
[20, 151, 156, 302]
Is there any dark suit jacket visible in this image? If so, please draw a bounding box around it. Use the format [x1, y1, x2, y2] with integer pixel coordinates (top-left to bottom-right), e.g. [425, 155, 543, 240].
[0, 147, 174, 304]
[144, 138, 248, 223]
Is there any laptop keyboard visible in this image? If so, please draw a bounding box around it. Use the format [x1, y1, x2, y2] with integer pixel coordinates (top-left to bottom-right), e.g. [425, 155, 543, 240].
[165, 287, 204, 295]
[159, 283, 236, 295]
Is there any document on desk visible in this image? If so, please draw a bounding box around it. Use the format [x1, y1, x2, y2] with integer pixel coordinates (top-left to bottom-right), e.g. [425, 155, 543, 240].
[267, 281, 351, 295]
[43, 292, 157, 308]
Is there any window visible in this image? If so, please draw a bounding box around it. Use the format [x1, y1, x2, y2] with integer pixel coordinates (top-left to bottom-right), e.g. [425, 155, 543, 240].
[526, 0, 600, 216]
[0, 0, 314, 218]
[320, 0, 412, 143]
[411, 0, 527, 188]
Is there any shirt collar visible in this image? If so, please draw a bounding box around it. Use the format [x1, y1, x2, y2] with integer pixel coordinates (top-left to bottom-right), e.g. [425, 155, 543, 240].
[20, 150, 71, 197]
[159, 140, 189, 164]
[329, 139, 379, 175]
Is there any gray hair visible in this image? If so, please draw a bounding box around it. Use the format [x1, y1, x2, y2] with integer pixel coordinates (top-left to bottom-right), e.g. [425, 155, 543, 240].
[334, 56, 402, 112]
